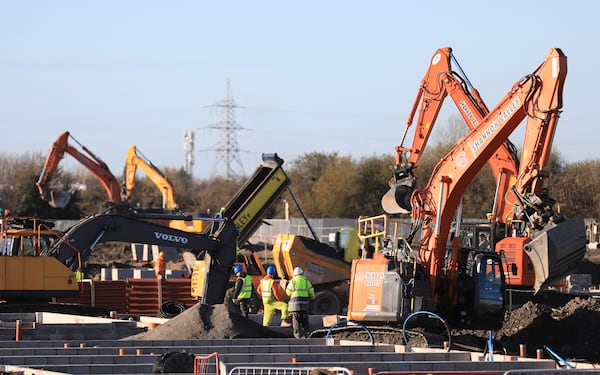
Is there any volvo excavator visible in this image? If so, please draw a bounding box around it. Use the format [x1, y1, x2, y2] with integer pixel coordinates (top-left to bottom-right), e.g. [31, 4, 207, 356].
[38, 211, 239, 305]
[348, 47, 586, 329]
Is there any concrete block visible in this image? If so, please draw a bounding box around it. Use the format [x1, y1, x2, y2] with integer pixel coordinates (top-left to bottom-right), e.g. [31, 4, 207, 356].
[432, 362, 457, 371]
[322, 314, 340, 327]
[133, 269, 156, 279]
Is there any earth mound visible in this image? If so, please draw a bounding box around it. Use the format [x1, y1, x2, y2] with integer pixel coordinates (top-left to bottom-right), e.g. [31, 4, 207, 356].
[495, 297, 600, 362]
[124, 303, 290, 340]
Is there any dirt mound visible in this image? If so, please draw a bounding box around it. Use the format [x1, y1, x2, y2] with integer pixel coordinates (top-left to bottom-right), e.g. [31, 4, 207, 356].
[495, 297, 600, 362]
[124, 303, 290, 340]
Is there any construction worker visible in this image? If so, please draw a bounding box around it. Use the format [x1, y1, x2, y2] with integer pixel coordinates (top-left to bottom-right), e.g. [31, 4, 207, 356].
[75, 267, 84, 281]
[232, 264, 253, 318]
[285, 266, 315, 338]
[478, 233, 491, 251]
[154, 251, 166, 279]
[257, 265, 290, 327]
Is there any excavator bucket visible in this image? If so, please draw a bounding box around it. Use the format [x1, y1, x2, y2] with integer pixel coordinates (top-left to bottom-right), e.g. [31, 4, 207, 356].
[381, 184, 413, 214]
[524, 214, 587, 293]
[48, 190, 74, 209]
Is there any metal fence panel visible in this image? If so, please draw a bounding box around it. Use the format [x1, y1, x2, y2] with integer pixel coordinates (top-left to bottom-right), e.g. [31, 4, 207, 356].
[227, 366, 353, 375]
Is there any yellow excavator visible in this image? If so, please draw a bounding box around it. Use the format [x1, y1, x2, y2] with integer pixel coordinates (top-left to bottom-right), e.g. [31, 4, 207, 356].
[123, 145, 206, 235]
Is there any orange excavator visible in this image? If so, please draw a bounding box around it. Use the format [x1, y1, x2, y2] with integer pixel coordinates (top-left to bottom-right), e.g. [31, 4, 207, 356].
[36, 131, 124, 209]
[348, 47, 586, 328]
[382, 47, 519, 224]
[380, 46, 583, 291]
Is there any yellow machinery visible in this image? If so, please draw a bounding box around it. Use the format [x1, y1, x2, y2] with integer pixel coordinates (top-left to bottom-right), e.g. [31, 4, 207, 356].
[0, 216, 78, 299]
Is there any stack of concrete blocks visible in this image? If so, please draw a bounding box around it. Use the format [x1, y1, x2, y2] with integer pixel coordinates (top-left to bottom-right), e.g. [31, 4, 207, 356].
[100, 268, 189, 280]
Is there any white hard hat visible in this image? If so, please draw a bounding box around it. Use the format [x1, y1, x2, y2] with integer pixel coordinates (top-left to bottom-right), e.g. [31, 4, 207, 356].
[293, 267, 303, 276]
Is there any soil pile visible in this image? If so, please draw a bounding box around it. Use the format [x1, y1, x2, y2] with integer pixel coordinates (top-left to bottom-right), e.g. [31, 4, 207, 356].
[316, 297, 600, 364]
[123, 303, 290, 341]
[495, 297, 600, 362]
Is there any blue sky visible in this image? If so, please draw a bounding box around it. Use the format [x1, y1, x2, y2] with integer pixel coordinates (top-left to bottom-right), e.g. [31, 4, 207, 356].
[1, 1, 596, 180]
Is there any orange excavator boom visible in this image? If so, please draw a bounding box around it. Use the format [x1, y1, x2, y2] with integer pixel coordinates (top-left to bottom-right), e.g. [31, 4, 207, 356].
[36, 131, 123, 208]
[383, 47, 519, 224]
[409, 48, 569, 298]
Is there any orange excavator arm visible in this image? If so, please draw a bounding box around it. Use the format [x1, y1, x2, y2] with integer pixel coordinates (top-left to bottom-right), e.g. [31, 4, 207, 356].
[384, 47, 519, 223]
[36, 131, 123, 208]
[513, 98, 561, 204]
[407, 48, 568, 299]
[123, 145, 177, 211]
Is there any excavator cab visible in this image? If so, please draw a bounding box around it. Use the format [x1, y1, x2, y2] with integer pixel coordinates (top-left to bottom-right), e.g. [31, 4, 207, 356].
[462, 251, 505, 328]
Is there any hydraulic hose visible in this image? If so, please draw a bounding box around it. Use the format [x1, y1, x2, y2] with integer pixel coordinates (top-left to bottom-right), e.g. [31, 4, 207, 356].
[325, 319, 375, 345]
[402, 311, 451, 352]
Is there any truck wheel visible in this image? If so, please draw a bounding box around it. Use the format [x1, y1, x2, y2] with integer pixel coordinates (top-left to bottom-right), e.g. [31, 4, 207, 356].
[310, 290, 341, 315]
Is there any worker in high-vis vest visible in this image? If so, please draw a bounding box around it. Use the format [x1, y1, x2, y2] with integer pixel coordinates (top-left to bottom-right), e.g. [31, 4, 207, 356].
[75, 267, 84, 282]
[232, 265, 253, 318]
[257, 266, 290, 327]
[154, 251, 165, 279]
[285, 266, 315, 338]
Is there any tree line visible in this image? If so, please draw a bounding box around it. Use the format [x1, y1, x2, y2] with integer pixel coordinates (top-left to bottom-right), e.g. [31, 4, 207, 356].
[1, 145, 598, 223]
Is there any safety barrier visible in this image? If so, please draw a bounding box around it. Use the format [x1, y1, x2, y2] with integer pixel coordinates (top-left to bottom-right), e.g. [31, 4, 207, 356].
[194, 352, 221, 375]
[56, 278, 198, 315]
[56, 280, 128, 313]
[227, 366, 352, 375]
[373, 372, 502, 375]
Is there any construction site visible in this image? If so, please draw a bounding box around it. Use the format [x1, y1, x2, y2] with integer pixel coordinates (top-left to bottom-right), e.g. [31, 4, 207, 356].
[1, 44, 600, 375]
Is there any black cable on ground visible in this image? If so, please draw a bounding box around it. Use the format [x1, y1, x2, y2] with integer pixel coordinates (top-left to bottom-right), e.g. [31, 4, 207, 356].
[158, 300, 187, 318]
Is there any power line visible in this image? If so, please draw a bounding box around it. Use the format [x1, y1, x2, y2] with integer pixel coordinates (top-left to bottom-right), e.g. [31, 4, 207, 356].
[198, 79, 249, 179]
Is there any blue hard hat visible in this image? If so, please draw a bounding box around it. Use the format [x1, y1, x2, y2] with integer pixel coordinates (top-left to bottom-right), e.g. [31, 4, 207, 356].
[233, 265, 243, 274]
[266, 266, 276, 275]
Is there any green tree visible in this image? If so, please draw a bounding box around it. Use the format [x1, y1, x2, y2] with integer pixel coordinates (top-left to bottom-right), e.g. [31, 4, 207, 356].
[0, 152, 82, 218]
[286, 152, 339, 217]
[310, 155, 360, 218]
[165, 167, 196, 211]
[191, 175, 245, 216]
[552, 159, 600, 218]
[355, 154, 395, 216]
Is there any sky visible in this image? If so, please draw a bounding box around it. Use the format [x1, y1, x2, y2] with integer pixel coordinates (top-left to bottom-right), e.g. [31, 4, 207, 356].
[1, 1, 597, 180]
